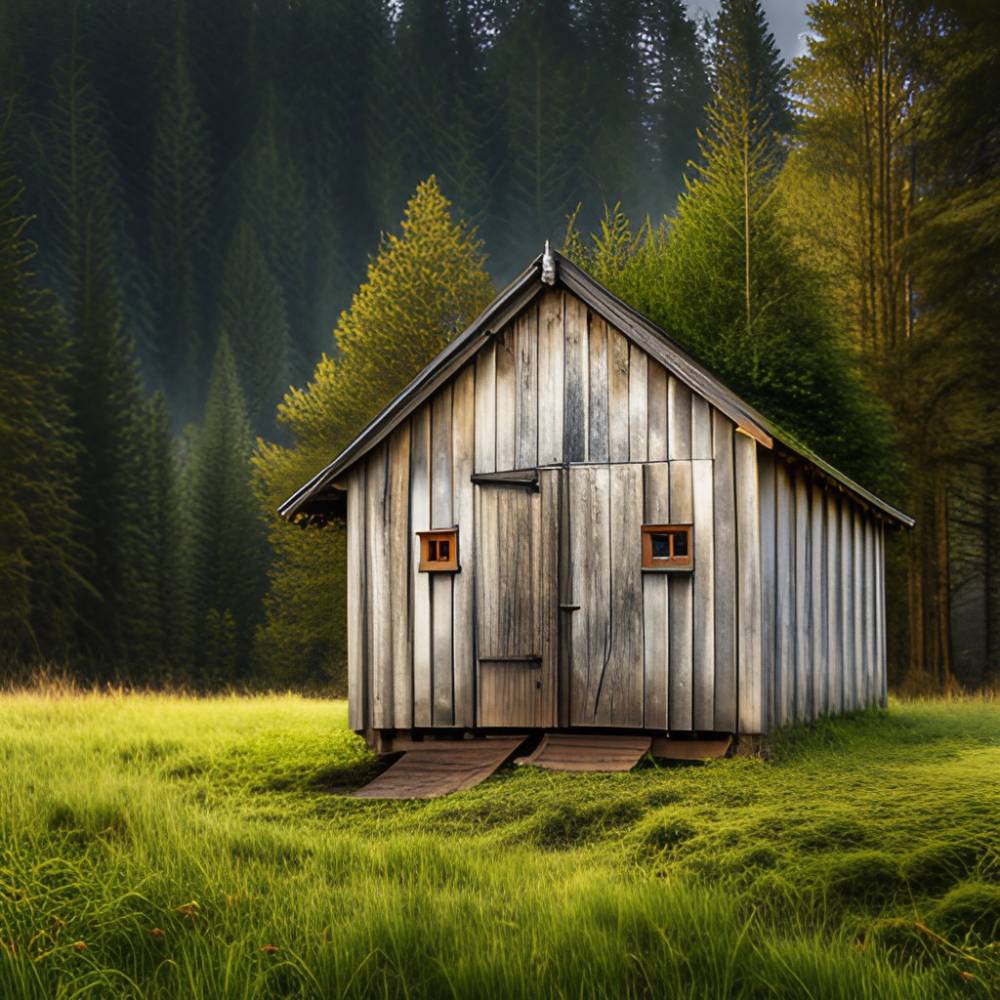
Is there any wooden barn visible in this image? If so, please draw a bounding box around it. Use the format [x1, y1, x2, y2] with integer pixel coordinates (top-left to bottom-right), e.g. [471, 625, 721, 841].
[280, 247, 912, 776]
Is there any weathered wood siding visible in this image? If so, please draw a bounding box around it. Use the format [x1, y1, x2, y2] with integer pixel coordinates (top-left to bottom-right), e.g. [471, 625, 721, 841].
[756, 451, 887, 726]
[345, 285, 890, 736]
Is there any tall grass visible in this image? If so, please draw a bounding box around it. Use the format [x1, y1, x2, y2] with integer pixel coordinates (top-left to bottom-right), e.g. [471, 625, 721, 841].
[1, 689, 997, 998]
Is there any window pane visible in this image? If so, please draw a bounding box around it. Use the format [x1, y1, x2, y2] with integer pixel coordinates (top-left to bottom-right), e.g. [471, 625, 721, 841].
[651, 533, 671, 559]
[673, 531, 688, 557]
[438, 540, 449, 561]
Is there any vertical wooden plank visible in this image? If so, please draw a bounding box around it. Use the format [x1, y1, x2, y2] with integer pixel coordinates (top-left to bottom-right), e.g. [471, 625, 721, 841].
[537, 289, 564, 466]
[608, 464, 644, 726]
[474, 485, 500, 658]
[712, 411, 737, 733]
[558, 466, 572, 727]
[794, 471, 810, 722]
[589, 315, 610, 463]
[366, 446, 392, 729]
[853, 508, 865, 708]
[514, 305, 538, 470]
[735, 434, 763, 734]
[668, 377, 691, 460]
[474, 342, 495, 474]
[431, 387, 454, 726]
[775, 462, 795, 728]
[647, 360, 669, 463]
[826, 493, 842, 714]
[810, 481, 827, 718]
[877, 522, 888, 707]
[388, 425, 412, 730]
[691, 395, 712, 460]
[607, 326, 630, 462]
[642, 462, 670, 730]
[628, 343, 648, 462]
[494, 324, 517, 471]
[758, 452, 777, 727]
[864, 516, 876, 708]
[410, 406, 432, 727]
[668, 459, 694, 731]
[693, 459, 715, 731]
[563, 293, 588, 462]
[539, 470, 560, 726]
[840, 500, 854, 710]
[346, 466, 366, 731]
[451, 366, 475, 727]
[569, 467, 611, 724]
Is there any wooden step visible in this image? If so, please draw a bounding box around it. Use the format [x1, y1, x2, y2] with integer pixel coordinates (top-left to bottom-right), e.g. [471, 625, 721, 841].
[517, 733, 652, 772]
[353, 737, 527, 799]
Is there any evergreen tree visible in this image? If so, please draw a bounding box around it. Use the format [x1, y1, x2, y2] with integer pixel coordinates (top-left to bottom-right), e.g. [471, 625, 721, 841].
[216, 222, 291, 438]
[149, 44, 213, 421]
[254, 177, 492, 685]
[70, 224, 161, 673]
[710, 0, 791, 141]
[236, 89, 309, 375]
[187, 335, 268, 684]
[0, 143, 82, 663]
[638, 0, 711, 210]
[563, 4, 892, 488]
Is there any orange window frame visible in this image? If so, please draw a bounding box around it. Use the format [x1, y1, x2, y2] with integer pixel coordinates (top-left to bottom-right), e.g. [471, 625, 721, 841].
[641, 524, 693, 571]
[418, 529, 459, 572]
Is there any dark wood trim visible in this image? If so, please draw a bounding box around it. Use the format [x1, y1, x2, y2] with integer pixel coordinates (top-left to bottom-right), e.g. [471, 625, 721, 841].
[478, 656, 543, 666]
[471, 470, 539, 490]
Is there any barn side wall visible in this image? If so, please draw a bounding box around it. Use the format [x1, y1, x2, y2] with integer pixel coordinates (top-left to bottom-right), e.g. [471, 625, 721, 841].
[756, 450, 888, 730]
[347, 286, 767, 736]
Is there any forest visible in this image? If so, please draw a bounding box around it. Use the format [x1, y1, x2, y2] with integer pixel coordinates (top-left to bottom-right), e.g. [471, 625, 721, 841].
[0, 0, 997, 694]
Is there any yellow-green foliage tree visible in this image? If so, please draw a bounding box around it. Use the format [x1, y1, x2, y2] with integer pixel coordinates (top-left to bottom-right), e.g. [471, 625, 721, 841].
[254, 177, 493, 687]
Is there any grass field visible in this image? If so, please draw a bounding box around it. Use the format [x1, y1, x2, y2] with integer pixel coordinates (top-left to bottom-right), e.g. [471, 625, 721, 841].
[1, 689, 998, 999]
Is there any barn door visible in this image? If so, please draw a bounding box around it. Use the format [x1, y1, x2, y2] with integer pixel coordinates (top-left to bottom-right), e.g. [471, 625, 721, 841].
[566, 465, 644, 727]
[475, 475, 557, 727]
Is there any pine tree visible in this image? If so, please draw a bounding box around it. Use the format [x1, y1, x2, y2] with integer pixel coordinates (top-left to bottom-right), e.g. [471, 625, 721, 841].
[563, 6, 892, 489]
[236, 88, 309, 376]
[149, 43, 213, 421]
[638, 0, 711, 210]
[710, 0, 791, 141]
[186, 335, 268, 684]
[0, 142, 82, 664]
[217, 222, 291, 438]
[254, 177, 492, 685]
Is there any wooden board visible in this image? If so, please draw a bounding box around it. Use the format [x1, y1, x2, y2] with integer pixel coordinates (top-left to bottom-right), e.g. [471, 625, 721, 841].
[647, 360, 669, 462]
[692, 459, 715, 730]
[563, 295, 588, 462]
[712, 411, 737, 733]
[607, 326, 630, 462]
[537, 290, 564, 466]
[346, 465, 366, 731]
[451, 365, 475, 727]
[354, 737, 527, 799]
[518, 733, 651, 772]
[642, 462, 670, 730]
[668, 460, 693, 730]
[628, 344, 648, 462]
[651, 735, 732, 761]
[494, 324, 517, 470]
[410, 405, 433, 727]
[735, 433, 763, 733]
[589, 315, 610, 463]
[514, 305, 538, 470]
[474, 343, 496, 474]
[431, 387, 454, 726]
[388, 425, 412, 729]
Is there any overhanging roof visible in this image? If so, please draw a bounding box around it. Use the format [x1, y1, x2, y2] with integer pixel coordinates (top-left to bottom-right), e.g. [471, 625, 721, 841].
[279, 249, 913, 528]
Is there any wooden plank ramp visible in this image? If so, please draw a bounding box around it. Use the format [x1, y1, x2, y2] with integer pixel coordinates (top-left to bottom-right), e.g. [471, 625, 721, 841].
[517, 734, 652, 772]
[650, 735, 732, 761]
[353, 737, 526, 800]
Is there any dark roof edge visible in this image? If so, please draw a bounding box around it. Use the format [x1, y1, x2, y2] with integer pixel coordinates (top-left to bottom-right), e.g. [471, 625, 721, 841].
[279, 249, 913, 528]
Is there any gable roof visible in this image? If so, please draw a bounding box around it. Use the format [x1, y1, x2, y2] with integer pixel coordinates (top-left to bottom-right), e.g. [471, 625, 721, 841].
[279, 249, 913, 527]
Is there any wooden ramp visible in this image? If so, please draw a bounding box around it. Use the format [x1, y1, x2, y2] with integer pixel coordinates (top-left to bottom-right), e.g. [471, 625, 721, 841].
[651, 735, 732, 761]
[353, 737, 526, 799]
[518, 733, 652, 772]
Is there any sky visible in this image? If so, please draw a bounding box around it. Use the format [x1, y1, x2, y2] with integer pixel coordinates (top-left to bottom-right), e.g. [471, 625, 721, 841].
[685, 0, 812, 61]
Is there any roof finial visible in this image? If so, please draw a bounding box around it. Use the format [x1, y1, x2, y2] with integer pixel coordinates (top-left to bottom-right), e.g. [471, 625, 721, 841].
[541, 240, 557, 285]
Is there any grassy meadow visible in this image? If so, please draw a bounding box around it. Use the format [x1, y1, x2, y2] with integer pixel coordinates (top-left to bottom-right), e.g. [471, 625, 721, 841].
[0, 688, 998, 999]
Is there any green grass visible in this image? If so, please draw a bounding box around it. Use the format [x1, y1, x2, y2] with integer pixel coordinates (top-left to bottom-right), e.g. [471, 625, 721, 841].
[1, 690, 998, 999]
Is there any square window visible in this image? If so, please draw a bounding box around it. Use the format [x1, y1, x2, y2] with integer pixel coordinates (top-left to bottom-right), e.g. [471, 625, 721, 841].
[418, 529, 459, 572]
[641, 524, 693, 571]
